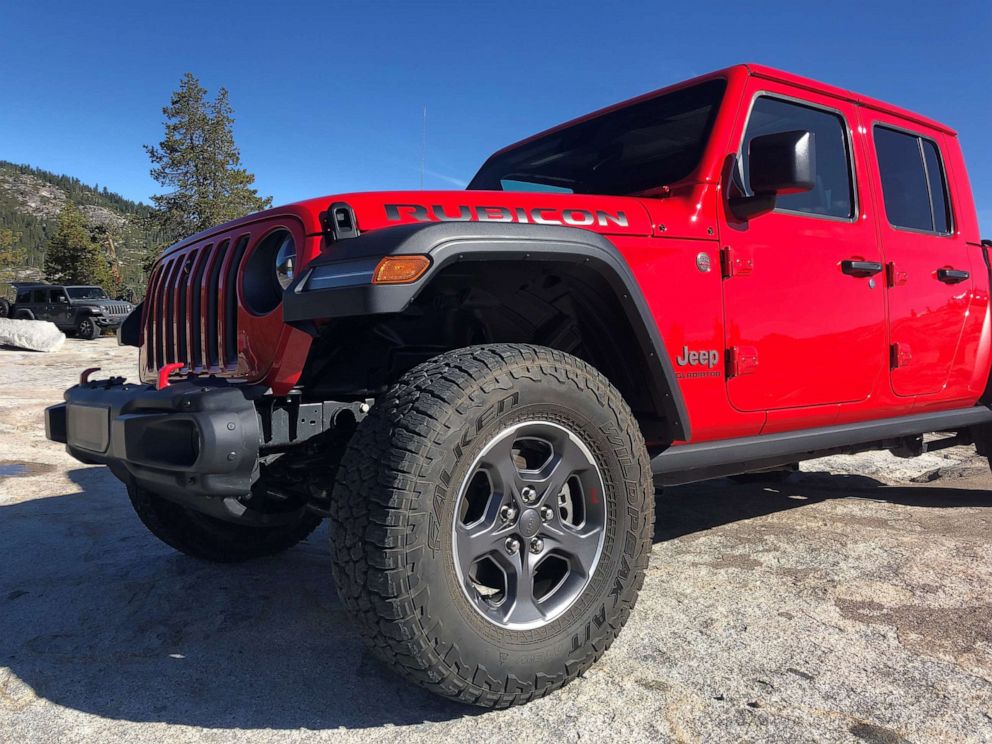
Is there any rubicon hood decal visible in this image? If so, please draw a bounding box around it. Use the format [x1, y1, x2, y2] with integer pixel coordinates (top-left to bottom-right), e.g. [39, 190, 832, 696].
[385, 203, 629, 229]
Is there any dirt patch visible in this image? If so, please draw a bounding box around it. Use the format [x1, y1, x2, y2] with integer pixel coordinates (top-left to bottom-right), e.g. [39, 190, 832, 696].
[836, 598, 992, 662]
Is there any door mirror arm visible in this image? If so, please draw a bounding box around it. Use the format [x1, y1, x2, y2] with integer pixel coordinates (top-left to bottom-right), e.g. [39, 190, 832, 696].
[729, 191, 778, 221]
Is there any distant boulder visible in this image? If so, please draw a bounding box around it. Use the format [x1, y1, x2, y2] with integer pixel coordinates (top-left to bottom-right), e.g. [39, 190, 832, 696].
[0, 318, 65, 352]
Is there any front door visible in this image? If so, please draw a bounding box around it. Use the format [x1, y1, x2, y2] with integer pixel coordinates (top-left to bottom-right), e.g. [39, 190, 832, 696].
[865, 120, 974, 397]
[49, 288, 72, 327]
[720, 83, 887, 412]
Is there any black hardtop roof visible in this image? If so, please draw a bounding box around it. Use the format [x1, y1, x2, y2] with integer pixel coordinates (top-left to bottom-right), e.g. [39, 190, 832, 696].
[9, 282, 104, 290]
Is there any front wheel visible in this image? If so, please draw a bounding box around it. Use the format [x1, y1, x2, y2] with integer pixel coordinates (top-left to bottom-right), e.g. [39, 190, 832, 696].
[76, 316, 101, 339]
[330, 344, 654, 707]
[127, 484, 323, 563]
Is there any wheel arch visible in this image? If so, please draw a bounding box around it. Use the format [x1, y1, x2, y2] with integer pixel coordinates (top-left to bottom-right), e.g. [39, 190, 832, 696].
[286, 222, 689, 443]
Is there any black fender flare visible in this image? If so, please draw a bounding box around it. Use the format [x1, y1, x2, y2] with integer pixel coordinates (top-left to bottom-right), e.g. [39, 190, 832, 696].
[284, 222, 689, 441]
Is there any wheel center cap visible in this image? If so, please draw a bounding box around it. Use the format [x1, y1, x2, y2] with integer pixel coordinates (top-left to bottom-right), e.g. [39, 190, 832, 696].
[519, 509, 541, 538]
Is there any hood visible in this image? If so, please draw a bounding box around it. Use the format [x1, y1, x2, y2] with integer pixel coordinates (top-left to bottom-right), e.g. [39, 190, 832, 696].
[157, 185, 717, 263]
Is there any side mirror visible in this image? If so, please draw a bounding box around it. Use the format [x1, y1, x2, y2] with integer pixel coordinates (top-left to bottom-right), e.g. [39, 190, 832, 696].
[730, 129, 815, 220]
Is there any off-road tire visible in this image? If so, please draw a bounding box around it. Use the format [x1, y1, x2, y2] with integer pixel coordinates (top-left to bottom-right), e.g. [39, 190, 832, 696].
[76, 316, 101, 339]
[127, 483, 323, 563]
[14, 309, 33, 320]
[329, 344, 654, 707]
[0, 298, 9, 318]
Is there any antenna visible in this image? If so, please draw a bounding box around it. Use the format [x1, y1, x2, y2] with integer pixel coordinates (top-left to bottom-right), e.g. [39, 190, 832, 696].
[420, 104, 427, 190]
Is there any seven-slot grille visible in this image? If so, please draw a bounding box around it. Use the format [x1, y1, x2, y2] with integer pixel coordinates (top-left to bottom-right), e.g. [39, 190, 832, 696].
[105, 303, 131, 316]
[143, 235, 249, 374]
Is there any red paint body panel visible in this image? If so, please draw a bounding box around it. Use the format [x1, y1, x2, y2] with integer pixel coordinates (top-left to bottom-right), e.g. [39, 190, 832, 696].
[139, 64, 989, 443]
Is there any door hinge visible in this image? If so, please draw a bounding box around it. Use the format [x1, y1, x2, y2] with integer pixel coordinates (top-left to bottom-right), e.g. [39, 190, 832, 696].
[727, 346, 759, 377]
[886, 261, 908, 288]
[890, 343, 912, 369]
[721, 246, 754, 279]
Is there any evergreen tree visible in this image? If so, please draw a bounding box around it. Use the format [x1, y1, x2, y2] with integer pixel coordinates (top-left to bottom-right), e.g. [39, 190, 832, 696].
[44, 203, 117, 290]
[0, 228, 25, 298]
[145, 73, 271, 244]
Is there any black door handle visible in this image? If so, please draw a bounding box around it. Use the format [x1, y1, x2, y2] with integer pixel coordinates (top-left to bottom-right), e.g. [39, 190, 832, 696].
[937, 268, 969, 284]
[841, 260, 884, 277]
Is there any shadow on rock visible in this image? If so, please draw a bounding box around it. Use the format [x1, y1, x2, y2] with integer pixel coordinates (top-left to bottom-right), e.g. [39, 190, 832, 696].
[5, 465, 990, 729]
[655, 470, 992, 542]
[0, 467, 472, 730]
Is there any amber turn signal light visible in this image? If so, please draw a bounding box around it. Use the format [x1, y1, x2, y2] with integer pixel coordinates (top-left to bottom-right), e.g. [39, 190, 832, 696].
[372, 255, 431, 284]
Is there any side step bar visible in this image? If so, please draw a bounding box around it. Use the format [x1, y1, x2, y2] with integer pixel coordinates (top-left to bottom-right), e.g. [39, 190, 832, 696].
[653, 406, 992, 486]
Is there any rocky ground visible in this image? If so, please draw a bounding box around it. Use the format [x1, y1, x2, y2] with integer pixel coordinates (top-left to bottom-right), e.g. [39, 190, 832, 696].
[2, 339, 991, 743]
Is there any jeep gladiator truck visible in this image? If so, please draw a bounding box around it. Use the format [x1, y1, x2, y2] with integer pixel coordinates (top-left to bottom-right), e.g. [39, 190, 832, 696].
[5, 282, 133, 338]
[46, 64, 991, 707]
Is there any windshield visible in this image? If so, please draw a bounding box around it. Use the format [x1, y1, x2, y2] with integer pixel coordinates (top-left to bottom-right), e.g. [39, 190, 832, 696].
[66, 286, 109, 300]
[468, 79, 726, 196]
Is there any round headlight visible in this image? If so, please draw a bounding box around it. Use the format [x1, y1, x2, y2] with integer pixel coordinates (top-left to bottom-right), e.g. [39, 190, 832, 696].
[274, 233, 296, 290]
[243, 229, 296, 315]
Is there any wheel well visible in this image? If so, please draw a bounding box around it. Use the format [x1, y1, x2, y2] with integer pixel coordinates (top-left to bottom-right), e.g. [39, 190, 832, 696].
[300, 260, 672, 441]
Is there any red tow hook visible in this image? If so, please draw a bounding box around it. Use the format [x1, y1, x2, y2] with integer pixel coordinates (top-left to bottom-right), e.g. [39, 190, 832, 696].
[79, 367, 101, 384]
[156, 362, 185, 390]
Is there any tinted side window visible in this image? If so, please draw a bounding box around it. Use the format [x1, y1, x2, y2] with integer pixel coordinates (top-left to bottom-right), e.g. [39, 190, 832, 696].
[922, 140, 951, 234]
[31, 289, 46, 303]
[50, 289, 67, 303]
[874, 127, 932, 231]
[873, 126, 952, 234]
[16, 290, 30, 304]
[742, 96, 854, 218]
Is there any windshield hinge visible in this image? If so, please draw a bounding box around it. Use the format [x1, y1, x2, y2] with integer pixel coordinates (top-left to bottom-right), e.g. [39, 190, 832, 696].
[320, 202, 360, 241]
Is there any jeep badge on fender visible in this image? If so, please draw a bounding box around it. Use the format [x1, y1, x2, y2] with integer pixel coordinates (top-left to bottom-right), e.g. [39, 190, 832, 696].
[46, 64, 990, 709]
[676, 346, 720, 369]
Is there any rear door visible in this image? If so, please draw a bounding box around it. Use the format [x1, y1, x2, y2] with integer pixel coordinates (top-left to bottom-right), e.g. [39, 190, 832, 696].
[720, 84, 887, 411]
[865, 119, 972, 397]
[30, 288, 50, 320]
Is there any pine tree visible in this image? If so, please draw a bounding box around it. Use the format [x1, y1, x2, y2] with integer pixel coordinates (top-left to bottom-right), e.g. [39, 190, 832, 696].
[145, 73, 272, 245]
[44, 203, 117, 290]
[0, 228, 25, 299]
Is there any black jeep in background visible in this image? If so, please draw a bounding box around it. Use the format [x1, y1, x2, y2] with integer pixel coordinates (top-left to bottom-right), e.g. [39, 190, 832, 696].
[1, 282, 133, 339]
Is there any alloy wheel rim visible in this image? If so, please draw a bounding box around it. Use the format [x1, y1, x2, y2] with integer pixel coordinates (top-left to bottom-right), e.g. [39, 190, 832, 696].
[451, 420, 607, 630]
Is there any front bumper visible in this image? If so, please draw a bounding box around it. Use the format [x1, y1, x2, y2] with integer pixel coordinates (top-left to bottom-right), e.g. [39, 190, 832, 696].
[46, 378, 262, 509]
[94, 314, 127, 328]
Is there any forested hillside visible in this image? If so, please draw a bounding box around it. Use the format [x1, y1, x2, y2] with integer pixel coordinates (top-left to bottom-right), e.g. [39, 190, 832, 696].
[0, 161, 160, 296]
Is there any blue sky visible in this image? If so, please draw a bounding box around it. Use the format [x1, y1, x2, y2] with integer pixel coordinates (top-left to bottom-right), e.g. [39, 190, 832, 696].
[1, 1, 989, 233]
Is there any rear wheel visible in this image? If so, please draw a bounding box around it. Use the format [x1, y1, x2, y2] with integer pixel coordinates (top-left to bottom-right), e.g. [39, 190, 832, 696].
[330, 344, 654, 707]
[0, 299, 9, 318]
[127, 484, 323, 563]
[76, 316, 101, 339]
[14, 309, 33, 320]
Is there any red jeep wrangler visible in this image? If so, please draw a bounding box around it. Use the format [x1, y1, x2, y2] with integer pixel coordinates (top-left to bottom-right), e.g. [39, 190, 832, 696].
[46, 64, 991, 707]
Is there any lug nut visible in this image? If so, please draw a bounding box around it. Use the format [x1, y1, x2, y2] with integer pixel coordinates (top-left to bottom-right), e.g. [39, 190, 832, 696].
[529, 537, 544, 554]
[540, 505, 553, 522]
[505, 537, 521, 555]
[521, 486, 538, 504]
[500, 505, 518, 522]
